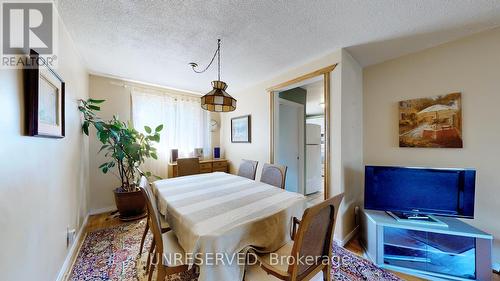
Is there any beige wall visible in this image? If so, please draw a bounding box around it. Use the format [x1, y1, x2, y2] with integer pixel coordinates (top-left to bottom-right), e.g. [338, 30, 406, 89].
[88, 75, 220, 212]
[363, 27, 500, 263]
[337, 49, 364, 241]
[0, 18, 89, 281]
[220, 49, 364, 243]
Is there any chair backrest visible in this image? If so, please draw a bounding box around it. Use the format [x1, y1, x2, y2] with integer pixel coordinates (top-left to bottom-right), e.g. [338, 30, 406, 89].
[260, 163, 287, 189]
[140, 176, 162, 225]
[177, 158, 200, 176]
[237, 159, 259, 180]
[139, 177, 164, 255]
[288, 193, 344, 280]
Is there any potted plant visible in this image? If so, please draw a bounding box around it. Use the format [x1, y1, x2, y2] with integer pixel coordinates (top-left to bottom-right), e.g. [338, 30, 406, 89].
[79, 98, 163, 221]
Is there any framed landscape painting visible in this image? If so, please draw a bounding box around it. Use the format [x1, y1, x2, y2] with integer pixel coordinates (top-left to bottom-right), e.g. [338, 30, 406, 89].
[399, 92, 462, 148]
[25, 50, 65, 138]
[231, 115, 251, 143]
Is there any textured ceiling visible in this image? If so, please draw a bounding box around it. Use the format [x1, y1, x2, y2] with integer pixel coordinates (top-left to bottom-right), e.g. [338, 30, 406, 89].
[56, 0, 500, 93]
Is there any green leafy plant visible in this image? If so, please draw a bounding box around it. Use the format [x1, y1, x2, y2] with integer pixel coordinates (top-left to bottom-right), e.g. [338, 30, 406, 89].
[79, 98, 163, 192]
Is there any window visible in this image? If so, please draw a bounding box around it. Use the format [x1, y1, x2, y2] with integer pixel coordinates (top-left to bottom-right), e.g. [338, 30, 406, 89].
[132, 90, 210, 178]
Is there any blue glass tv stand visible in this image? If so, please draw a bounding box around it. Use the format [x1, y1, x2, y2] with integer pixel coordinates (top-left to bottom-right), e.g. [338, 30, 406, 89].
[362, 210, 493, 280]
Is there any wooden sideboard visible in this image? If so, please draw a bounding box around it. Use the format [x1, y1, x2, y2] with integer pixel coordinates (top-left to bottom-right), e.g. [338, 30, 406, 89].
[167, 159, 228, 178]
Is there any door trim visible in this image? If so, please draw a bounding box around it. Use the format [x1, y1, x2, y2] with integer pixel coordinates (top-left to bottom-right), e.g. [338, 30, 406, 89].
[266, 65, 337, 92]
[268, 64, 337, 200]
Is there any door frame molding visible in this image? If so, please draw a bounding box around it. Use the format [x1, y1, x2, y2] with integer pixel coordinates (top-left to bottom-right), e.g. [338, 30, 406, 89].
[268, 64, 338, 200]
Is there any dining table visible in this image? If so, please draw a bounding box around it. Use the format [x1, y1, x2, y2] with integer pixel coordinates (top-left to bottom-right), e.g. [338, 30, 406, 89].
[152, 172, 306, 281]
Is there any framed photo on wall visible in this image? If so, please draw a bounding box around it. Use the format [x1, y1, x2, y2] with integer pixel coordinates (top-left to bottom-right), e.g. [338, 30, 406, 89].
[25, 49, 65, 138]
[399, 92, 462, 148]
[231, 115, 251, 143]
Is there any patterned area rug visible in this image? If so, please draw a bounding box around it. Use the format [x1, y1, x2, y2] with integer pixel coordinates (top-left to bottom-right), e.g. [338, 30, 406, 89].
[69, 220, 150, 281]
[331, 244, 401, 281]
[69, 219, 401, 281]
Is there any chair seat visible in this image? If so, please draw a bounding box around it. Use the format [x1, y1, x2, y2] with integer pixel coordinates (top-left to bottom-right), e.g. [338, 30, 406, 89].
[161, 231, 186, 267]
[245, 242, 293, 281]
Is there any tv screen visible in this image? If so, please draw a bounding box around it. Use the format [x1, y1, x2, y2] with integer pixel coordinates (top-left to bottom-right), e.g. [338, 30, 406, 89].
[364, 166, 475, 218]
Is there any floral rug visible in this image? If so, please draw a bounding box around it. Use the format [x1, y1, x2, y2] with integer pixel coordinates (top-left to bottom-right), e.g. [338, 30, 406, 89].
[69, 219, 401, 281]
[331, 244, 401, 281]
[69, 220, 150, 281]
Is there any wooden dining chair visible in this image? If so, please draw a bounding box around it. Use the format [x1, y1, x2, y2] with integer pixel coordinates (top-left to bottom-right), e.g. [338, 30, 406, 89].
[139, 183, 192, 281]
[138, 177, 171, 255]
[177, 157, 200, 176]
[245, 193, 344, 281]
[260, 163, 287, 189]
[238, 159, 259, 180]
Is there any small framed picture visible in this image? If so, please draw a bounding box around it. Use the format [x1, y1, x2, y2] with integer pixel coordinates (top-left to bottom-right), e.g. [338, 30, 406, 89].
[25, 49, 65, 138]
[231, 115, 251, 143]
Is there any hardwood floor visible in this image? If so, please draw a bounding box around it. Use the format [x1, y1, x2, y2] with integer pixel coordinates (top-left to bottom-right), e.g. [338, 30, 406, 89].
[84, 210, 123, 232]
[76, 212, 500, 281]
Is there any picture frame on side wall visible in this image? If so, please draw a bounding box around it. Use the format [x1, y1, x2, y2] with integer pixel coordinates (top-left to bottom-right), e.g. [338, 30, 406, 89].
[231, 115, 251, 143]
[399, 92, 462, 148]
[25, 49, 65, 138]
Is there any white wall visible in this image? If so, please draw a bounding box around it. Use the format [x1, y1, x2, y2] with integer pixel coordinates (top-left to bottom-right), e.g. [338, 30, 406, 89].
[220, 49, 364, 242]
[363, 27, 500, 263]
[0, 16, 89, 281]
[337, 49, 364, 240]
[88, 75, 220, 212]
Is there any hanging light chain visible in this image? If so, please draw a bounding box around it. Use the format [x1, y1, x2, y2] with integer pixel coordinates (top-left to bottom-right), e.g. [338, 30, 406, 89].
[217, 39, 221, 81]
[189, 39, 222, 81]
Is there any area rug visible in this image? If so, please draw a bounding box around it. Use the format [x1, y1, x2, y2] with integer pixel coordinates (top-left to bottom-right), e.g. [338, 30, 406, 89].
[331, 244, 401, 281]
[69, 219, 401, 281]
[69, 219, 150, 281]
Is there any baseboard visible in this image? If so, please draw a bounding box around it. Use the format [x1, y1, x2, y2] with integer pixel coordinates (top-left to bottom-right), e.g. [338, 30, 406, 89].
[335, 225, 359, 247]
[55, 214, 89, 281]
[89, 205, 116, 215]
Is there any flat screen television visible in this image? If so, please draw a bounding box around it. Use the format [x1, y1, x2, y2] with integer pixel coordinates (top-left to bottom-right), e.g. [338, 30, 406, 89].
[364, 166, 475, 218]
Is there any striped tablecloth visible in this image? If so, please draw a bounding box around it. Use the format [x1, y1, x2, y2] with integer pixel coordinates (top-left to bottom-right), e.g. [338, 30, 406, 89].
[153, 172, 306, 281]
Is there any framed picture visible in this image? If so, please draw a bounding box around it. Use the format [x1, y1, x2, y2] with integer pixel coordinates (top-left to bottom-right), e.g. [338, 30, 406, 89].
[231, 115, 251, 143]
[25, 49, 65, 138]
[399, 92, 462, 148]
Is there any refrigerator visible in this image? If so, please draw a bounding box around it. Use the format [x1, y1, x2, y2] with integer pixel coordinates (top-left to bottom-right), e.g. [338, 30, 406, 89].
[306, 124, 322, 194]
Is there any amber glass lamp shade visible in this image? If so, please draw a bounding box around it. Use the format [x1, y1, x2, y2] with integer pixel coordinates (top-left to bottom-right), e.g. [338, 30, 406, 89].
[201, 80, 236, 112]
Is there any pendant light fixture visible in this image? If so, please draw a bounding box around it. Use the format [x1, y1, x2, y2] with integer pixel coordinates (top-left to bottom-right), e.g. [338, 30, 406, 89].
[189, 39, 236, 112]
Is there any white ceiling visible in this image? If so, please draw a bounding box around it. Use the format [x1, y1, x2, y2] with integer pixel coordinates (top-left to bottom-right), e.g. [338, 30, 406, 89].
[57, 0, 500, 93]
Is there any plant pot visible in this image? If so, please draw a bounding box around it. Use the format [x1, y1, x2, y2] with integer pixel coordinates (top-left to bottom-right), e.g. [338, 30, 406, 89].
[113, 188, 147, 221]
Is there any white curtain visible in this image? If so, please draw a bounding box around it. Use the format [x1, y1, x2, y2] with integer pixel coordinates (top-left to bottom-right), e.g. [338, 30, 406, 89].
[131, 90, 210, 178]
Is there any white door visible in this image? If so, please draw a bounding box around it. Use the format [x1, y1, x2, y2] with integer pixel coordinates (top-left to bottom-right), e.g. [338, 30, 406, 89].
[277, 98, 304, 194]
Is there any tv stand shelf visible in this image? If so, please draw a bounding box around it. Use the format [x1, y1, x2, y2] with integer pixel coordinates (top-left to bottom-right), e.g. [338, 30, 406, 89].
[362, 210, 493, 281]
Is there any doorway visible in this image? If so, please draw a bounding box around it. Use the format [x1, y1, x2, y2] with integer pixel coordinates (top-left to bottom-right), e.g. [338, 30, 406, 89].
[268, 64, 337, 201]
